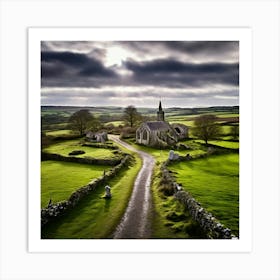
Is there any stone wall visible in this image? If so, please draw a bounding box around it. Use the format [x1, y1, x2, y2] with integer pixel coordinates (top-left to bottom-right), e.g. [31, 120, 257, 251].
[41, 154, 132, 227]
[161, 157, 237, 239]
[41, 152, 121, 166]
[81, 143, 119, 150]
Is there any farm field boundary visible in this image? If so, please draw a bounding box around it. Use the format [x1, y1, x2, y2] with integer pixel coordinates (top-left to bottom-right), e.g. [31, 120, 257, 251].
[161, 154, 237, 239]
[41, 152, 122, 166]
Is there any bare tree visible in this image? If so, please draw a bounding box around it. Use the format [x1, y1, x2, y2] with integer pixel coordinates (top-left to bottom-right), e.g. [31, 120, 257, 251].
[123, 105, 142, 127]
[192, 114, 221, 145]
[68, 109, 94, 136]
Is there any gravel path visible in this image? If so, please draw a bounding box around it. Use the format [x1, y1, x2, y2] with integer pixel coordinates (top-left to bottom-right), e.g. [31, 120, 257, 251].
[110, 135, 155, 239]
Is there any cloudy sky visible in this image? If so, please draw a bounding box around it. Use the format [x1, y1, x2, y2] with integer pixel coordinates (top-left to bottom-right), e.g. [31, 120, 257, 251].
[41, 41, 239, 108]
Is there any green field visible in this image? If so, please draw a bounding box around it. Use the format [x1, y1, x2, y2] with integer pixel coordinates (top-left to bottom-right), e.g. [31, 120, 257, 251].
[46, 129, 74, 136]
[168, 116, 238, 139]
[43, 140, 117, 158]
[215, 113, 239, 118]
[105, 120, 124, 126]
[194, 140, 239, 149]
[168, 153, 239, 235]
[42, 155, 142, 239]
[169, 120, 195, 127]
[41, 160, 111, 208]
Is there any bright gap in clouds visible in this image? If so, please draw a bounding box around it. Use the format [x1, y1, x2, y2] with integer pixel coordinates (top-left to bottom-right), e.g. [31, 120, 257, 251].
[105, 46, 131, 67]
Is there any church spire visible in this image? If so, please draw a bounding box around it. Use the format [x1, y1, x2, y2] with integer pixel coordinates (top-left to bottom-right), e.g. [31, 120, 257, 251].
[159, 100, 162, 111]
[157, 100, 165, 121]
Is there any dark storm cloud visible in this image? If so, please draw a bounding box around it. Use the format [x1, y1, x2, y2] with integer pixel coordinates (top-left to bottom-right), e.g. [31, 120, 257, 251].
[41, 40, 239, 107]
[42, 51, 92, 67]
[41, 50, 117, 87]
[41, 41, 106, 58]
[164, 41, 238, 55]
[118, 41, 239, 62]
[124, 59, 239, 87]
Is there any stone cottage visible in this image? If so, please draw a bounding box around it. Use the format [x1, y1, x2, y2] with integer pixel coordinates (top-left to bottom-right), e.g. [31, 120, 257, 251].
[136, 102, 188, 147]
[86, 131, 108, 143]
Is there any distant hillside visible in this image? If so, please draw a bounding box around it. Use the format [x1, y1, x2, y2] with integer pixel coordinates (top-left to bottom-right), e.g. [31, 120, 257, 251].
[41, 105, 239, 131]
[41, 105, 239, 117]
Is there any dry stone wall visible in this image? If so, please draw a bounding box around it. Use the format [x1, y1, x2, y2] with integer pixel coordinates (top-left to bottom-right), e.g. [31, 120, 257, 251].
[81, 143, 119, 150]
[41, 152, 121, 166]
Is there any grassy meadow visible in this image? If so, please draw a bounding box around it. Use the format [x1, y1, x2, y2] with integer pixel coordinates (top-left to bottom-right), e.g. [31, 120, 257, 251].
[168, 154, 239, 235]
[43, 139, 118, 159]
[45, 129, 73, 136]
[41, 160, 111, 208]
[195, 139, 239, 149]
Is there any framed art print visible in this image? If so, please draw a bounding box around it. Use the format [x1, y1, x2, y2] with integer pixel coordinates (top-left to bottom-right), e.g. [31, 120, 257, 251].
[1, 0, 280, 279]
[28, 27, 252, 253]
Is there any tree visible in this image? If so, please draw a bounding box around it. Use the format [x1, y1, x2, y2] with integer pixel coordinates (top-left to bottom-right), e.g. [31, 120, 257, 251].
[123, 105, 142, 127]
[192, 114, 221, 145]
[87, 117, 102, 132]
[68, 109, 94, 136]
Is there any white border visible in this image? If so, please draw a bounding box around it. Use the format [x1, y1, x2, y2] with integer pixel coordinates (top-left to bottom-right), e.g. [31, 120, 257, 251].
[28, 27, 252, 253]
[1, 1, 279, 279]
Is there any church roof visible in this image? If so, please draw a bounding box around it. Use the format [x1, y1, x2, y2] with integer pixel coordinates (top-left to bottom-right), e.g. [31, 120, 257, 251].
[145, 121, 171, 131]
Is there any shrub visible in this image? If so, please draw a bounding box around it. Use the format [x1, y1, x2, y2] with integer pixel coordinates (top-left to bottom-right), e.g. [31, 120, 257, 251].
[166, 211, 187, 222]
[68, 150, 85, 156]
[159, 184, 175, 196]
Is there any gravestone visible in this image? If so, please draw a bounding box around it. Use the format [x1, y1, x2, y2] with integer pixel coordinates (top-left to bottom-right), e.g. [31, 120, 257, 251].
[168, 150, 179, 160]
[104, 185, 112, 198]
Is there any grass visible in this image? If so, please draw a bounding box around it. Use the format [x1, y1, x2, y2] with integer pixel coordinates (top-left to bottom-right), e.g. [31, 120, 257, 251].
[194, 139, 239, 149]
[151, 165, 207, 239]
[167, 114, 239, 138]
[215, 113, 239, 118]
[43, 140, 117, 159]
[168, 119, 195, 127]
[105, 120, 124, 126]
[167, 113, 239, 121]
[41, 161, 111, 208]
[168, 153, 239, 236]
[45, 130, 73, 136]
[209, 140, 239, 149]
[220, 125, 233, 134]
[42, 154, 142, 239]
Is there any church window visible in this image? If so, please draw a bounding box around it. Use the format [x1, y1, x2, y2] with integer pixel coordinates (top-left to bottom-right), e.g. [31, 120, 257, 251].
[143, 129, 148, 140]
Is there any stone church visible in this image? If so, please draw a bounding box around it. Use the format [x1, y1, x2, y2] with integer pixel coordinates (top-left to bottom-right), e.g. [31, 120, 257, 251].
[136, 102, 188, 148]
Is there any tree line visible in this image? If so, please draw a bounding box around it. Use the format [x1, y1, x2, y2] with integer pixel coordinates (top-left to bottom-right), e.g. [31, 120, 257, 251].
[68, 107, 239, 143]
[68, 106, 144, 136]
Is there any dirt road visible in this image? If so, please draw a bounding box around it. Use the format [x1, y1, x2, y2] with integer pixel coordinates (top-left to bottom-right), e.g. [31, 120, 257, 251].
[109, 135, 155, 239]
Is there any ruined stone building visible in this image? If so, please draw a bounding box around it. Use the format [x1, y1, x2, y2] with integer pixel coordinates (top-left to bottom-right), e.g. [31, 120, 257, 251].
[86, 131, 108, 143]
[136, 101, 188, 147]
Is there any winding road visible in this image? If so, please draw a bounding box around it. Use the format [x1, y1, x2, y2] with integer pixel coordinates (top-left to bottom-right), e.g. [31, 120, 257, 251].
[109, 135, 155, 239]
